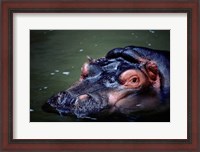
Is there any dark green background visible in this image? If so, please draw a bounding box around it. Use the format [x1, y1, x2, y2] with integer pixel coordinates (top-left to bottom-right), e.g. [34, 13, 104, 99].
[30, 30, 170, 122]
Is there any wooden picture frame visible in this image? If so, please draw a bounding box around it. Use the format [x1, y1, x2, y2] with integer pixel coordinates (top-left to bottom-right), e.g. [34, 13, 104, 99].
[1, 0, 199, 151]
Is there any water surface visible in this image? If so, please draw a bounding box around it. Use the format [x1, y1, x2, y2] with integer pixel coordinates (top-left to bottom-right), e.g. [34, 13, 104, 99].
[30, 30, 170, 122]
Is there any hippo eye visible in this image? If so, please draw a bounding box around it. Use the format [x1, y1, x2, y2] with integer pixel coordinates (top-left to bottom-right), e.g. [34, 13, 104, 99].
[132, 77, 139, 83]
[119, 69, 145, 89]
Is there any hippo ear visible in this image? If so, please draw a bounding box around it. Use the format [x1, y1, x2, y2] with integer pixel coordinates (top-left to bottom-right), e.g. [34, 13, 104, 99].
[106, 48, 124, 58]
[145, 61, 159, 81]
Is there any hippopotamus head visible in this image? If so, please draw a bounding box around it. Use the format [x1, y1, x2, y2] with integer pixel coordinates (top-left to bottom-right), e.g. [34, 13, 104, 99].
[43, 46, 170, 121]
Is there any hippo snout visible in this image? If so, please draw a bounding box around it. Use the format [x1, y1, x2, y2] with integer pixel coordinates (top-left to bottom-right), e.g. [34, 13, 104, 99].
[44, 91, 109, 118]
[50, 91, 76, 106]
[42, 91, 77, 115]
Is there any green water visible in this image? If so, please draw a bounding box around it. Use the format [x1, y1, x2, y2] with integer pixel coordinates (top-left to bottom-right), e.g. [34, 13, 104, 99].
[30, 30, 170, 122]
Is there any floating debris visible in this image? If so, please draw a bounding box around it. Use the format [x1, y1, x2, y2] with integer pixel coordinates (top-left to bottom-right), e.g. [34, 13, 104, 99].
[30, 109, 34, 112]
[50, 73, 55, 75]
[79, 49, 84, 52]
[43, 86, 48, 89]
[71, 66, 74, 69]
[131, 32, 135, 35]
[55, 70, 59, 72]
[149, 30, 155, 33]
[148, 43, 152, 46]
[63, 72, 70, 75]
[94, 44, 98, 47]
[39, 88, 42, 91]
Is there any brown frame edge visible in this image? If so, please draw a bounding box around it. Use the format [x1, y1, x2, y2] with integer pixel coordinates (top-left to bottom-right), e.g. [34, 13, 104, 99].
[1, 0, 199, 151]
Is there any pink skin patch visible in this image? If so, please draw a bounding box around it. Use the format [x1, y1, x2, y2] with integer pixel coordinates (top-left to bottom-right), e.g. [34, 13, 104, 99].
[145, 61, 161, 89]
[146, 61, 158, 81]
[79, 94, 89, 100]
[80, 63, 89, 81]
[108, 91, 125, 106]
[107, 90, 141, 113]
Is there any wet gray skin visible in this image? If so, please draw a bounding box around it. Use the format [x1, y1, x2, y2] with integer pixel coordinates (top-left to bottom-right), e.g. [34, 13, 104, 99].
[43, 46, 170, 120]
[46, 58, 131, 119]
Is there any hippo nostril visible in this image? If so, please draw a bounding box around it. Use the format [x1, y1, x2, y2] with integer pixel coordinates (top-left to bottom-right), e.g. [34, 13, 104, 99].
[60, 92, 77, 106]
[69, 97, 77, 105]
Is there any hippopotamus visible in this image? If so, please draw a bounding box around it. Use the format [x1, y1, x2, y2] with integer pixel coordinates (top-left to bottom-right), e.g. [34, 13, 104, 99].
[42, 46, 170, 121]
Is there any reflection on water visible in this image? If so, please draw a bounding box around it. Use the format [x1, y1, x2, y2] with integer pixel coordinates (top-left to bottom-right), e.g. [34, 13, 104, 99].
[30, 30, 170, 122]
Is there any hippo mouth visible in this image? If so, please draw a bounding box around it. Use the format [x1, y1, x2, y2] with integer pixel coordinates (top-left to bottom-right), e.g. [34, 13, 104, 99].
[42, 91, 109, 119]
